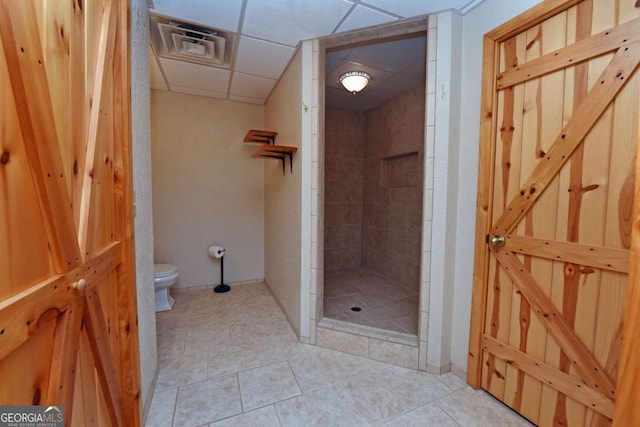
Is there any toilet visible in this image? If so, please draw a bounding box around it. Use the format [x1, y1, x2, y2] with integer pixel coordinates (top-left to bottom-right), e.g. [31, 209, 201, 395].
[154, 263, 179, 312]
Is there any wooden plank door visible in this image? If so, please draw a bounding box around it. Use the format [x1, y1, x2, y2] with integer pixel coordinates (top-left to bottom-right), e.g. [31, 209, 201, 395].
[0, 0, 141, 425]
[468, 1, 640, 426]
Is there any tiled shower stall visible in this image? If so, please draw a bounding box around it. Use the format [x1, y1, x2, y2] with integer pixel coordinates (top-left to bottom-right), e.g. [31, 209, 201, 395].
[306, 14, 452, 372]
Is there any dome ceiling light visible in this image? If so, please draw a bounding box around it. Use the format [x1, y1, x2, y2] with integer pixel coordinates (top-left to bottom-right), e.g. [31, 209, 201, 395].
[338, 70, 372, 94]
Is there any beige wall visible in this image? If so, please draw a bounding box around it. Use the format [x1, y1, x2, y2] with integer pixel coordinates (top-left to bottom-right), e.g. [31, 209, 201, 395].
[150, 90, 265, 289]
[264, 50, 303, 335]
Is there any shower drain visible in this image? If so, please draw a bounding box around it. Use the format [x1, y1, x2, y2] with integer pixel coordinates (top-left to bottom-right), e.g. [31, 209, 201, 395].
[350, 307, 362, 312]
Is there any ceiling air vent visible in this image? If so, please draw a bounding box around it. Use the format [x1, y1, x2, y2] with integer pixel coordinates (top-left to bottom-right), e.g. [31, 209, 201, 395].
[149, 13, 234, 69]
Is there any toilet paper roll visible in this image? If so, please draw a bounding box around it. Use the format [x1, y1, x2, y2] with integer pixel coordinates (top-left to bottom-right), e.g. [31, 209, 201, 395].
[208, 245, 225, 258]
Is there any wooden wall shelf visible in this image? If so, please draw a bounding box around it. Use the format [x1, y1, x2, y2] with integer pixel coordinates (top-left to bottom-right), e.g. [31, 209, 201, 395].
[244, 129, 297, 175]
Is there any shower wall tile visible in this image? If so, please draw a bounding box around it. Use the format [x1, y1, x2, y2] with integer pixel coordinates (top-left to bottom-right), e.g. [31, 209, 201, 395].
[428, 28, 438, 61]
[427, 60, 437, 94]
[324, 108, 365, 272]
[368, 339, 419, 370]
[316, 327, 369, 358]
[426, 92, 436, 127]
[426, 125, 435, 158]
[419, 341, 428, 371]
[362, 86, 425, 291]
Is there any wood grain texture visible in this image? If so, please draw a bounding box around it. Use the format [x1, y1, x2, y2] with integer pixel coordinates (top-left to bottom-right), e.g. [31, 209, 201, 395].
[78, 0, 116, 255]
[492, 41, 640, 235]
[0, 0, 82, 271]
[468, 35, 502, 388]
[497, 18, 640, 89]
[0, 243, 120, 360]
[502, 235, 629, 273]
[83, 289, 123, 427]
[492, 248, 616, 398]
[484, 335, 614, 418]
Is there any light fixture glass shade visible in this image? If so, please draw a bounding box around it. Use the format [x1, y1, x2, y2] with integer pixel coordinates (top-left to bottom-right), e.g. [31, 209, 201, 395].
[339, 71, 372, 94]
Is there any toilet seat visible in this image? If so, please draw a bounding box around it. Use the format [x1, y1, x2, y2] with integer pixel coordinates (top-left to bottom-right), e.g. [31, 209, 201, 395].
[154, 263, 178, 278]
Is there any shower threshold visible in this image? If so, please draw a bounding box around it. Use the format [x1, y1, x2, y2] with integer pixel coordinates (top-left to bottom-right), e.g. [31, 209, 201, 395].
[319, 317, 418, 347]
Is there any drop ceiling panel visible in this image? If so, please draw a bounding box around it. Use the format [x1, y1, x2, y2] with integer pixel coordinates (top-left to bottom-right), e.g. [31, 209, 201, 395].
[336, 5, 398, 33]
[234, 36, 295, 79]
[230, 72, 277, 99]
[361, 0, 471, 17]
[159, 57, 230, 94]
[151, 0, 242, 32]
[242, 0, 354, 46]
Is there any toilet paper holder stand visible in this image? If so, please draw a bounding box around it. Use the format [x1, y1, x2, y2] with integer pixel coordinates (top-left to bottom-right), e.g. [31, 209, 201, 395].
[209, 245, 230, 293]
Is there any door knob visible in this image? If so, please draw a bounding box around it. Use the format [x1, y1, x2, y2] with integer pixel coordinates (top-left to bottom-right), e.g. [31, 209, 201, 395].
[489, 234, 506, 248]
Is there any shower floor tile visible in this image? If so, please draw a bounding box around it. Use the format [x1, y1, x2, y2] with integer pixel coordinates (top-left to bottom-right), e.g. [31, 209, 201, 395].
[323, 267, 419, 335]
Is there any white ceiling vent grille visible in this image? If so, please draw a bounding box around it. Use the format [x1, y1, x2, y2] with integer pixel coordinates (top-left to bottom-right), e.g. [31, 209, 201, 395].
[150, 13, 234, 69]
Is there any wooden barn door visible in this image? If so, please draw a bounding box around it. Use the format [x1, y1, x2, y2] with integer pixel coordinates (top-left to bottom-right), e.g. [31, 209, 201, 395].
[0, 1, 141, 425]
[468, 1, 640, 426]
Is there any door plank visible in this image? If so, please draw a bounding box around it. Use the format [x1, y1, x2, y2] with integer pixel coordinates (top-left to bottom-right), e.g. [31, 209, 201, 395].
[0, 242, 120, 360]
[492, 41, 640, 235]
[47, 297, 85, 416]
[492, 248, 616, 398]
[468, 34, 503, 388]
[483, 334, 614, 419]
[78, 0, 117, 254]
[497, 18, 640, 89]
[499, 235, 629, 273]
[486, 0, 582, 42]
[70, 0, 87, 232]
[112, 4, 142, 420]
[83, 288, 123, 427]
[0, 0, 82, 271]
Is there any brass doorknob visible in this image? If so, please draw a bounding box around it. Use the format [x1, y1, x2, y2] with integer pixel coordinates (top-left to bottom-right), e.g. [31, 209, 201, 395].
[489, 234, 506, 248]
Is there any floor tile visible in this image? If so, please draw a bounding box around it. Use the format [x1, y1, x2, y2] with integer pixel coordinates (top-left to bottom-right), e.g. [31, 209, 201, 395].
[436, 372, 467, 391]
[209, 405, 281, 426]
[332, 366, 451, 424]
[289, 348, 389, 392]
[145, 388, 177, 427]
[238, 362, 301, 411]
[156, 351, 208, 391]
[173, 376, 242, 427]
[275, 388, 359, 427]
[185, 327, 233, 354]
[436, 387, 534, 427]
[149, 282, 531, 427]
[386, 403, 459, 427]
[207, 344, 262, 379]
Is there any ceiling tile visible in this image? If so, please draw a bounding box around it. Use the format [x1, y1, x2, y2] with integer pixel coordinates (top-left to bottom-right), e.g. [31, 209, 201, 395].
[243, 0, 353, 46]
[336, 4, 398, 33]
[230, 72, 277, 99]
[229, 94, 266, 105]
[159, 57, 230, 93]
[235, 36, 295, 79]
[151, 0, 242, 32]
[361, 0, 469, 17]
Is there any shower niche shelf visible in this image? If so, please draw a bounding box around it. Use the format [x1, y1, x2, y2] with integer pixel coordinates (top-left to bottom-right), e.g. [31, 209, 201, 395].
[244, 129, 297, 175]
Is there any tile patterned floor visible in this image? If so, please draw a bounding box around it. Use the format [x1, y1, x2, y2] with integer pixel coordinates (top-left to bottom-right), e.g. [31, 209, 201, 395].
[146, 283, 532, 427]
[324, 268, 419, 335]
